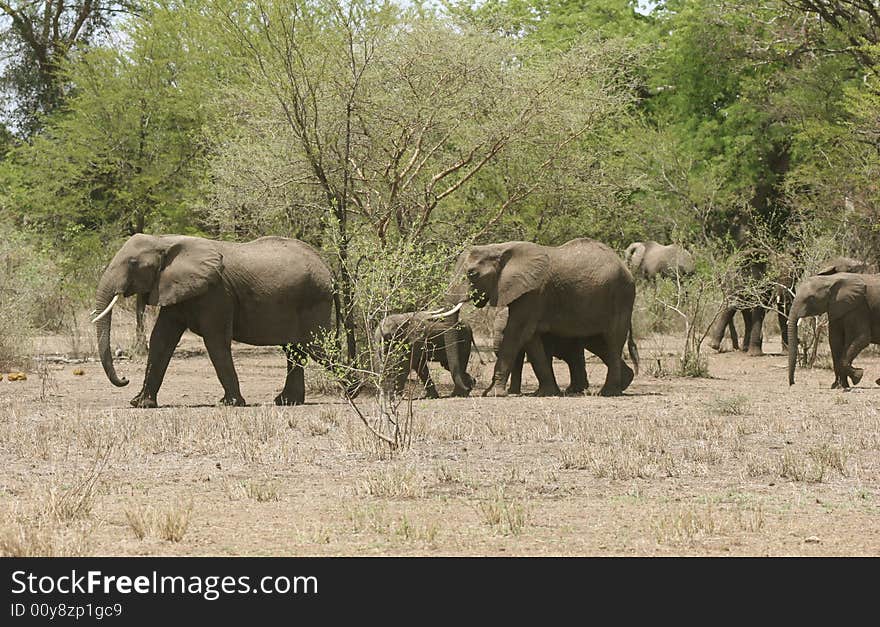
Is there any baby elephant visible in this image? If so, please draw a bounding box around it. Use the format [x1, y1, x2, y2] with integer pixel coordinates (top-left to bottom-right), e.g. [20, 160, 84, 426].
[374, 303, 475, 400]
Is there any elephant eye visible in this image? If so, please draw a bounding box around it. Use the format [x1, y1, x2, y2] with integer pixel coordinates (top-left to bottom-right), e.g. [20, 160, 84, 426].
[466, 269, 478, 278]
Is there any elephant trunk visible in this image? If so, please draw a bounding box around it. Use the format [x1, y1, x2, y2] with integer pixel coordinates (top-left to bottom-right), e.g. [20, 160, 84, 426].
[95, 275, 129, 387]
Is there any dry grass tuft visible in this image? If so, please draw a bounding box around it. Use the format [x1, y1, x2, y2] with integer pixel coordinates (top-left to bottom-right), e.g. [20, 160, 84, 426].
[476, 488, 529, 536]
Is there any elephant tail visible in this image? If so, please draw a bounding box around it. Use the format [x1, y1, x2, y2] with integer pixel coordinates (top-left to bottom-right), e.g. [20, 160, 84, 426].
[627, 323, 640, 375]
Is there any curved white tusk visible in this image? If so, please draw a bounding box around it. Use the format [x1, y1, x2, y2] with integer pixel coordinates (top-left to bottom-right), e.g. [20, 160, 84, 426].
[428, 302, 463, 319]
[422, 307, 446, 315]
[91, 294, 120, 324]
[796, 318, 803, 328]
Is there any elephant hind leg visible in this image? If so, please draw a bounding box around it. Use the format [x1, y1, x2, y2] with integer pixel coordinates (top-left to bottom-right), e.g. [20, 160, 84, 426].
[842, 318, 870, 388]
[276, 344, 307, 406]
[587, 334, 632, 396]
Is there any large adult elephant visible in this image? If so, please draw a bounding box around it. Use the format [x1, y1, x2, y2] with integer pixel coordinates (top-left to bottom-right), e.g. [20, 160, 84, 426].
[493, 307, 588, 395]
[447, 238, 639, 397]
[624, 241, 695, 280]
[92, 233, 344, 408]
[374, 304, 475, 400]
[788, 272, 880, 389]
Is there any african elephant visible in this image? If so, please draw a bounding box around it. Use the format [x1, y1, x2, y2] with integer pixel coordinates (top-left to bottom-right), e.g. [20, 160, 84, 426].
[624, 241, 695, 280]
[447, 238, 639, 397]
[92, 233, 346, 408]
[374, 304, 475, 400]
[707, 249, 774, 356]
[493, 307, 588, 395]
[788, 272, 880, 389]
[776, 256, 872, 354]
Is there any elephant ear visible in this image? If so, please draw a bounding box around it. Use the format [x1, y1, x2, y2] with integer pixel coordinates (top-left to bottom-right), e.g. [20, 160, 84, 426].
[151, 237, 224, 306]
[495, 243, 550, 307]
[828, 276, 866, 321]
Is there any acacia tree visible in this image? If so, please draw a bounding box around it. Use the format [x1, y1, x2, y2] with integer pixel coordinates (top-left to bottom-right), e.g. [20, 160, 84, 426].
[205, 0, 636, 360]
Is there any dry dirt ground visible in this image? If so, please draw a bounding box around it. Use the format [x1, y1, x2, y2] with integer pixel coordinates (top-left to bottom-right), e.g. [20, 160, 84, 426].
[1, 320, 879, 556]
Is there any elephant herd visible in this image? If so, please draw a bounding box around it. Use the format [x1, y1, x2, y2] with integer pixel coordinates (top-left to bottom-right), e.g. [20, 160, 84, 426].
[91, 233, 880, 408]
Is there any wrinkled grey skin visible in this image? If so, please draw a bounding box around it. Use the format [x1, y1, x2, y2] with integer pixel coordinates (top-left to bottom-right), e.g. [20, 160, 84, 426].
[374, 309, 475, 400]
[624, 241, 695, 280]
[788, 272, 880, 389]
[776, 256, 872, 354]
[493, 307, 588, 395]
[94, 234, 341, 408]
[448, 238, 639, 397]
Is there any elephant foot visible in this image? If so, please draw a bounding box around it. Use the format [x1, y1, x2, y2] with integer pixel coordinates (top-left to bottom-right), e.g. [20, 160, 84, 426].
[532, 385, 562, 397]
[708, 339, 721, 352]
[598, 385, 623, 397]
[831, 380, 840, 389]
[621, 364, 635, 391]
[746, 347, 764, 357]
[130, 393, 157, 409]
[851, 368, 864, 385]
[507, 384, 522, 395]
[452, 387, 471, 398]
[274, 393, 304, 406]
[564, 385, 587, 396]
[424, 387, 440, 400]
[219, 395, 247, 407]
[482, 383, 508, 398]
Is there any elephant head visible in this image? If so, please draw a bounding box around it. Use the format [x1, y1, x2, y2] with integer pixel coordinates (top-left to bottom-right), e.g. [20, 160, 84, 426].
[817, 256, 870, 276]
[788, 273, 866, 385]
[447, 242, 550, 309]
[93, 234, 223, 387]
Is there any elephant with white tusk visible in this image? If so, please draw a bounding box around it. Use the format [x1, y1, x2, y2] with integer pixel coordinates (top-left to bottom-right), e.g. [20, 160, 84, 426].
[93, 233, 352, 408]
[448, 238, 639, 397]
[374, 303, 475, 402]
[788, 271, 880, 389]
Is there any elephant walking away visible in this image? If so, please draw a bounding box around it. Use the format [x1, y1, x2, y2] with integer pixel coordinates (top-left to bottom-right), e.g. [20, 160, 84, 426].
[448, 238, 639, 397]
[92, 233, 346, 408]
[707, 249, 773, 356]
[374, 304, 475, 400]
[624, 241, 695, 280]
[788, 272, 880, 389]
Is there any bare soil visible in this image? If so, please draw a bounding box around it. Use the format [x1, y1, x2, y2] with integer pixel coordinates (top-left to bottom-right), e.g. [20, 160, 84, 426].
[1, 323, 879, 556]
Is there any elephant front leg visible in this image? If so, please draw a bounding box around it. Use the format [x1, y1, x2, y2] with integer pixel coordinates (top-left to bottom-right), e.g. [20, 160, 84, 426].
[203, 333, 246, 407]
[415, 358, 440, 399]
[131, 313, 186, 408]
[276, 345, 306, 406]
[485, 317, 536, 397]
[508, 349, 525, 395]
